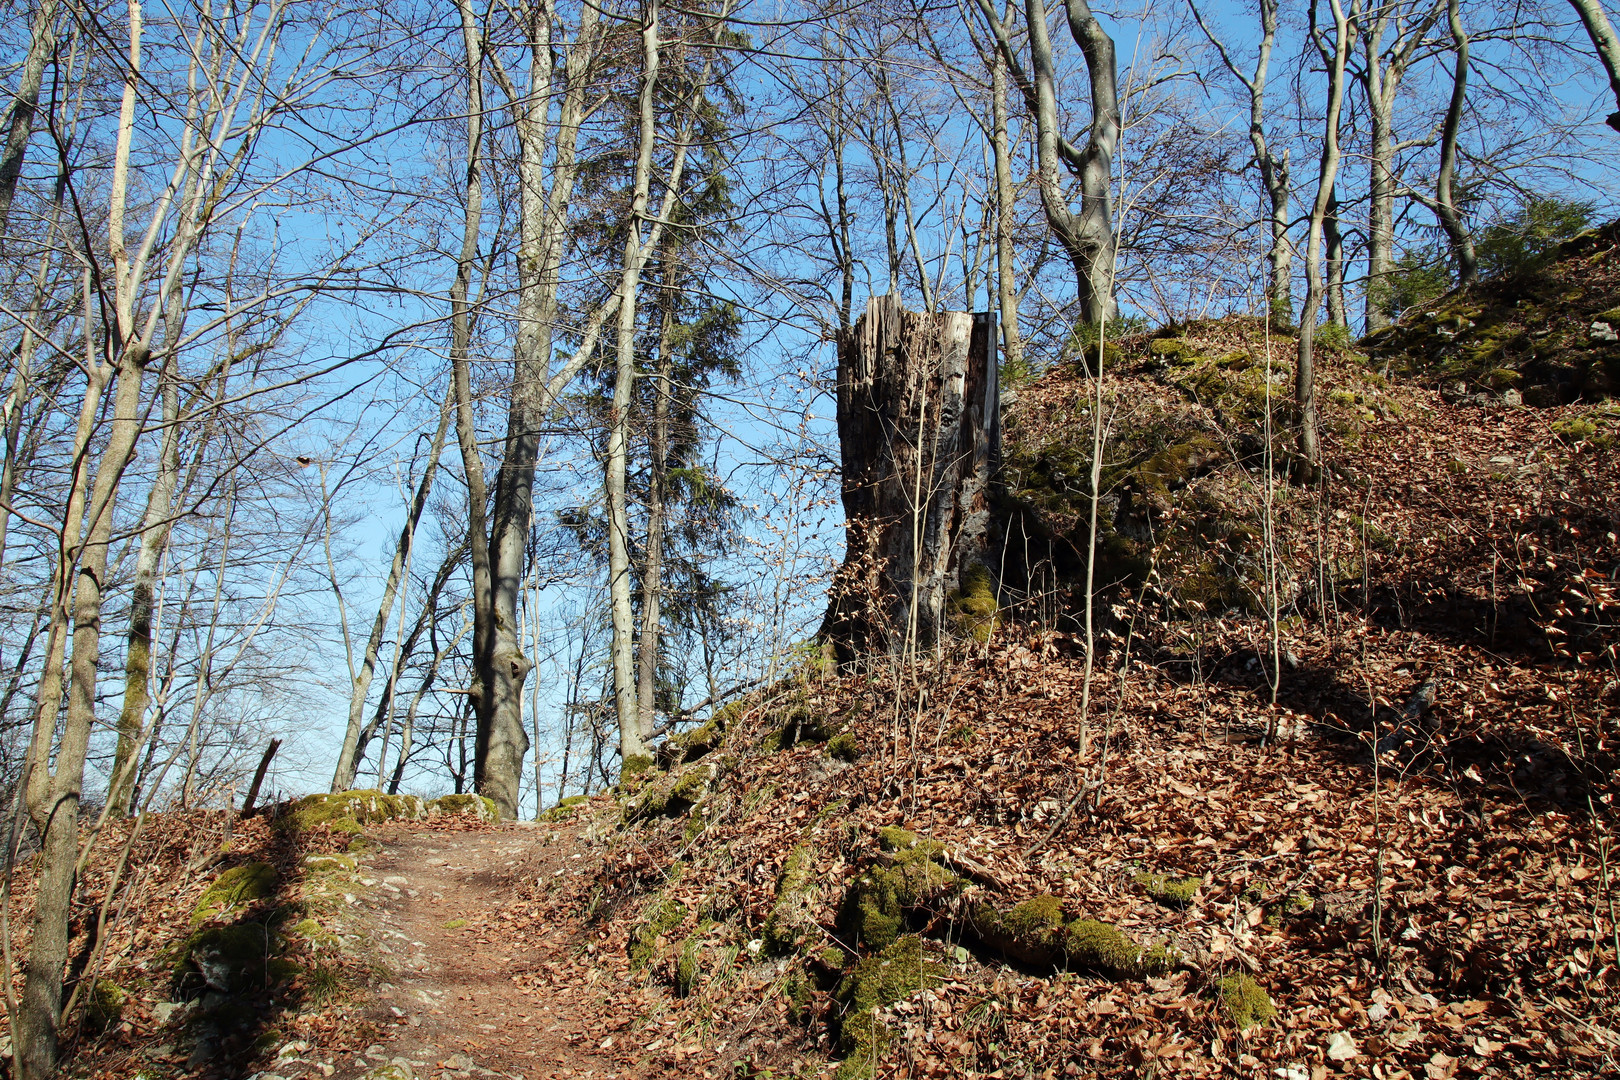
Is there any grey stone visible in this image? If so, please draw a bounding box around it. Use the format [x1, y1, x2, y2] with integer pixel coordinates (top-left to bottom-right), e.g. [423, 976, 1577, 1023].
[1501, 388, 1522, 406]
[1591, 321, 1618, 343]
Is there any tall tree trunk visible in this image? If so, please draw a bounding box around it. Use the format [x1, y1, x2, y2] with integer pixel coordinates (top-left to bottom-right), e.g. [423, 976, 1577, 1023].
[1434, 0, 1476, 284]
[989, 38, 1025, 376]
[0, 0, 58, 245]
[1298, 0, 1352, 483]
[636, 287, 674, 736]
[608, 0, 662, 765]
[974, 0, 1118, 323]
[1568, 0, 1620, 132]
[106, 362, 179, 816]
[1325, 186, 1347, 328]
[823, 296, 1000, 657]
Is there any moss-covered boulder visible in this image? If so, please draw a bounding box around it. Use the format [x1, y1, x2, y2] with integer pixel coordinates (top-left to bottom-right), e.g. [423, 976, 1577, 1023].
[841, 831, 959, 950]
[175, 923, 279, 996]
[84, 980, 126, 1031]
[302, 852, 357, 874]
[426, 793, 498, 821]
[763, 700, 841, 751]
[542, 794, 590, 821]
[826, 732, 862, 762]
[283, 790, 426, 835]
[833, 935, 942, 1079]
[192, 862, 277, 924]
[1216, 973, 1277, 1029]
[763, 845, 818, 956]
[667, 709, 732, 765]
[623, 763, 716, 823]
[969, 895, 1176, 976]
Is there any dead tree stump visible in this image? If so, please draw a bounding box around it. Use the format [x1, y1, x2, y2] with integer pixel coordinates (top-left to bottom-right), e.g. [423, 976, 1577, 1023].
[823, 295, 1000, 658]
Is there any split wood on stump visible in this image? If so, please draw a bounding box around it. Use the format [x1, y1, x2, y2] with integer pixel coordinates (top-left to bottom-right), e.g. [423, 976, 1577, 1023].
[823, 295, 1001, 658]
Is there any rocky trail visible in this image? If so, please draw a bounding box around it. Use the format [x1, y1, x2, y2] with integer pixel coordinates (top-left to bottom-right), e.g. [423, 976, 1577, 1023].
[329, 823, 619, 1080]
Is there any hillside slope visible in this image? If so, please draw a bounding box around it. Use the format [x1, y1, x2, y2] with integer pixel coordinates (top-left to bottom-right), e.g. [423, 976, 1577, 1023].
[503, 306, 1619, 1078]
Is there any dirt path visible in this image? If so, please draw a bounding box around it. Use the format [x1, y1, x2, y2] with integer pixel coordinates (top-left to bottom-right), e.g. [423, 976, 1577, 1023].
[330, 823, 625, 1080]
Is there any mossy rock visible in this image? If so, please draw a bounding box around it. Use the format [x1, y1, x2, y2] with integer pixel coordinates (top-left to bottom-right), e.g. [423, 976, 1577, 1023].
[624, 764, 714, 823]
[765, 702, 840, 750]
[763, 845, 818, 957]
[629, 882, 688, 971]
[833, 935, 942, 1080]
[426, 793, 499, 821]
[284, 790, 426, 835]
[193, 862, 277, 924]
[826, 732, 862, 762]
[841, 834, 959, 950]
[1216, 973, 1277, 1029]
[947, 563, 1000, 642]
[302, 853, 357, 874]
[543, 795, 589, 821]
[620, 754, 656, 783]
[1148, 338, 1203, 366]
[970, 897, 1168, 976]
[668, 712, 729, 765]
[84, 980, 126, 1031]
[360, 1067, 414, 1080]
[1136, 871, 1201, 908]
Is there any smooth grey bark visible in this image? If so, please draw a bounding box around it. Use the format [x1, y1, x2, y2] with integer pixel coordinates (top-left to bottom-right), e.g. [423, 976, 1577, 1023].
[1325, 185, 1347, 327]
[607, 0, 663, 765]
[1433, 0, 1477, 283]
[0, 0, 58, 245]
[635, 270, 675, 737]
[1298, 0, 1353, 482]
[1191, 0, 1292, 322]
[974, 0, 1119, 323]
[988, 9, 1025, 373]
[1568, 0, 1620, 131]
[1358, 0, 1446, 331]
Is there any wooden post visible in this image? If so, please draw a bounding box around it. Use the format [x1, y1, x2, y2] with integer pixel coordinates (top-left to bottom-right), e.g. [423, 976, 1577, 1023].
[239, 737, 281, 817]
[823, 295, 999, 657]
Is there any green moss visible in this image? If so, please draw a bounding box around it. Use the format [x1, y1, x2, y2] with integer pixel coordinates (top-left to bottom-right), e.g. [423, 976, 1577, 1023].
[1136, 871, 1201, 908]
[1264, 893, 1314, 926]
[1553, 416, 1599, 443]
[765, 702, 840, 749]
[842, 835, 959, 950]
[542, 794, 589, 821]
[670, 767, 710, 803]
[763, 845, 818, 956]
[442, 918, 468, 930]
[192, 862, 277, 924]
[669, 712, 728, 764]
[284, 790, 426, 835]
[833, 936, 941, 1079]
[826, 732, 861, 762]
[1148, 338, 1203, 366]
[84, 980, 126, 1030]
[947, 563, 1000, 642]
[302, 853, 357, 874]
[1216, 973, 1277, 1029]
[629, 895, 687, 971]
[1064, 919, 1142, 975]
[426, 793, 498, 821]
[675, 921, 712, 996]
[620, 754, 655, 780]
[785, 961, 814, 1023]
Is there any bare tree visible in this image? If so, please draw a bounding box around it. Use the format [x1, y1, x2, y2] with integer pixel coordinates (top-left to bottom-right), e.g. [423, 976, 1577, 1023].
[974, 0, 1121, 323]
